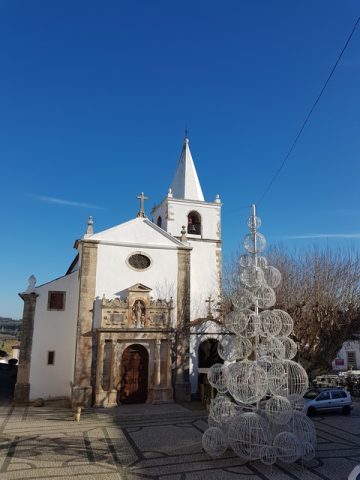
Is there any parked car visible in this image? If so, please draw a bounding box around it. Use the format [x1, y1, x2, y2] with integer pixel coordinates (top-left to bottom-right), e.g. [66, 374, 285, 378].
[303, 387, 352, 416]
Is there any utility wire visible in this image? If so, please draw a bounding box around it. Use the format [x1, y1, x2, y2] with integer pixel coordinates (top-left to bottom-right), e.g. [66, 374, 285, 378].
[257, 15, 360, 206]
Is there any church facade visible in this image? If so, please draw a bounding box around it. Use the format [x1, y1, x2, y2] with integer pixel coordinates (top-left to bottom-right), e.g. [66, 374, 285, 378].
[14, 138, 225, 407]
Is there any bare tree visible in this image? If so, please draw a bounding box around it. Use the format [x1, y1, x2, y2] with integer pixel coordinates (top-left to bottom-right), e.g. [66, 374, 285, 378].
[224, 245, 360, 377]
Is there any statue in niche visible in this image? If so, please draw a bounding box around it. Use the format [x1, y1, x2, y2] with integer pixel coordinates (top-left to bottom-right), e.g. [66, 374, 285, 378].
[132, 300, 145, 327]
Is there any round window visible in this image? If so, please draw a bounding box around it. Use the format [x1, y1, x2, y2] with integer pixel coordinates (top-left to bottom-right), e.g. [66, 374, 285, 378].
[128, 253, 151, 270]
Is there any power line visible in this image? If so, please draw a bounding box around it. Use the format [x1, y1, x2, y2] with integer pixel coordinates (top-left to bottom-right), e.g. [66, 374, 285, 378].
[257, 15, 360, 206]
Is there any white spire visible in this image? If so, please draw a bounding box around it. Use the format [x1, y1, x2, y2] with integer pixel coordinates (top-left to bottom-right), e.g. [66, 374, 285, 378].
[170, 137, 205, 201]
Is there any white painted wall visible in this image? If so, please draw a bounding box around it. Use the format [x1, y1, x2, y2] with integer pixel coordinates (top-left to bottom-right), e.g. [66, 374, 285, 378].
[165, 198, 221, 240]
[29, 271, 79, 400]
[188, 240, 221, 319]
[95, 243, 179, 327]
[332, 339, 360, 371]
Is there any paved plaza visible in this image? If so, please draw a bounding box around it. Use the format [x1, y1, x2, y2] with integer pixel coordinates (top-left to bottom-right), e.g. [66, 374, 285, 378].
[0, 400, 359, 480]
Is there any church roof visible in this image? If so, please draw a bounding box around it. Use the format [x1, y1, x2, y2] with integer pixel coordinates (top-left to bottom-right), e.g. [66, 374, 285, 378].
[170, 138, 205, 201]
[88, 216, 190, 249]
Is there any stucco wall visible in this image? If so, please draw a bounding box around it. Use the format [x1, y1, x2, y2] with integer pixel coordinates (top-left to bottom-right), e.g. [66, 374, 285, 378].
[165, 199, 221, 240]
[95, 243, 179, 327]
[188, 240, 221, 319]
[332, 339, 360, 371]
[29, 271, 79, 400]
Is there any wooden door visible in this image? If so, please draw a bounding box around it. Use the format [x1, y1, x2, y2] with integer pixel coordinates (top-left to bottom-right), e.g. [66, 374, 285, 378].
[119, 344, 148, 404]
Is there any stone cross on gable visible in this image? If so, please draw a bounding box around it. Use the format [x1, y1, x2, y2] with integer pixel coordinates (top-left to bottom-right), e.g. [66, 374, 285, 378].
[137, 192, 149, 218]
[205, 295, 214, 319]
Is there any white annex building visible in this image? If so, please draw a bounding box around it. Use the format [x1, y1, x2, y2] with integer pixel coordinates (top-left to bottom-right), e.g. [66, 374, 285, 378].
[15, 138, 226, 407]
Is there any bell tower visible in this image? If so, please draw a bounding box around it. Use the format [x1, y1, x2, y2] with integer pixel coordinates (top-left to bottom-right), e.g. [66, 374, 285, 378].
[152, 137, 222, 320]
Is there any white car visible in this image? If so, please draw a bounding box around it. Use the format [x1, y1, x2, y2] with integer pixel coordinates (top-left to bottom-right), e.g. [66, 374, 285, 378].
[303, 388, 352, 416]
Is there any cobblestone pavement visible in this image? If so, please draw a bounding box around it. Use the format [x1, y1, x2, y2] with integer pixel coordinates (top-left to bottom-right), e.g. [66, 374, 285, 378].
[0, 401, 359, 480]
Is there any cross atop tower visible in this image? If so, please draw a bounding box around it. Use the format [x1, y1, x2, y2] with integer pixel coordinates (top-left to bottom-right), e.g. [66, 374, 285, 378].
[136, 192, 149, 218]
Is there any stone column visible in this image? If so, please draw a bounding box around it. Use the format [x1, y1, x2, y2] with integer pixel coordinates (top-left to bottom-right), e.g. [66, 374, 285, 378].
[72, 240, 98, 407]
[155, 339, 161, 387]
[107, 339, 118, 406]
[175, 247, 191, 402]
[94, 333, 104, 406]
[166, 338, 173, 390]
[14, 292, 38, 403]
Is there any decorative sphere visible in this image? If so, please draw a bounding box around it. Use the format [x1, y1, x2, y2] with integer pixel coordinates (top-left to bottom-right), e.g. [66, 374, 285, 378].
[208, 364, 228, 393]
[301, 442, 316, 461]
[253, 285, 276, 309]
[280, 337, 298, 359]
[258, 337, 285, 360]
[265, 395, 293, 425]
[273, 431, 301, 464]
[268, 360, 309, 397]
[225, 308, 252, 335]
[227, 361, 268, 404]
[274, 310, 294, 337]
[263, 266, 282, 288]
[217, 336, 239, 362]
[240, 265, 265, 288]
[289, 410, 316, 446]
[233, 289, 255, 310]
[247, 214, 262, 231]
[202, 427, 228, 457]
[257, 256, 268, 269]
[260, 445, 277, 465]
[242, 313, 261, 338]
[260, 310, 282, 337]
[243, 232, 266, 254]
[228, 412, 271, 460]
[239, 254, 255, 267]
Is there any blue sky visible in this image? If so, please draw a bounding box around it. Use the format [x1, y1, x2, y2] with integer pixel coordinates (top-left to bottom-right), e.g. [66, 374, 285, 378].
[1, 1, 359, 319]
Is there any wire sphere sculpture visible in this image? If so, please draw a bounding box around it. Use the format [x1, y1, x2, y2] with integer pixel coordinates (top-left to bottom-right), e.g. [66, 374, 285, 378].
[268, 360, 309, 397]
[253, 284, 276, 309]
[274, 310, 294, 337]
[208, 363, 228, 393]
[217, 336, 239, 362]
[240, 265, 265, 288]
[203, 206, 316, 466]
[259, 310, 282, 337]
[239, 254, 255, 267]
[265, 395, 293, 425]
[280, 336, 298, 359]
[248, 214, 262, 231]
[242, 313, 261, 338]
[227, 361, 268, 404]
[243, 232, 266, 254]
[289, 410, 317, 446]
[258, 336, 285, 359]
[228, 412, 271, 460]
[202, 427, 228, 457]
[233, 289, 255, 309]
[301, 442, 316, 461]
[260, 445, 277, 465]
[225, 308, 252, 334]
[273, 432, 301, 464]
[263, 266, 282, 289]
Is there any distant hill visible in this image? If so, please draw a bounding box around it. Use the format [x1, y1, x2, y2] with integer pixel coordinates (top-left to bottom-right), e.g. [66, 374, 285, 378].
[0, 317, 22, 337]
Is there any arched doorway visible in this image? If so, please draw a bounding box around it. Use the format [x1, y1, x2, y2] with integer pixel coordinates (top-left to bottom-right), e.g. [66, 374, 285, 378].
[198, 339, 223, 368]
[198, 339, 223, 405]
[119, 344, 149, 404]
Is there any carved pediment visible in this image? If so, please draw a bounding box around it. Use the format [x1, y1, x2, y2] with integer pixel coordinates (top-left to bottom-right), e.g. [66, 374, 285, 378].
[126, 283, 152, 293]
[100, 286, 173, 330]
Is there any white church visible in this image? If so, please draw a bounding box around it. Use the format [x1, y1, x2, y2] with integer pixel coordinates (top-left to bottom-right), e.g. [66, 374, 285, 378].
[15, 137, 227, 407]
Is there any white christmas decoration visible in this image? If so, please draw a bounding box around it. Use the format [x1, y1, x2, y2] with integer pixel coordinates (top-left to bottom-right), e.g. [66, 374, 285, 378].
[202, 205, 317, 465]
[202, 427, 228, 457]
[208, 363, 228, 393]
